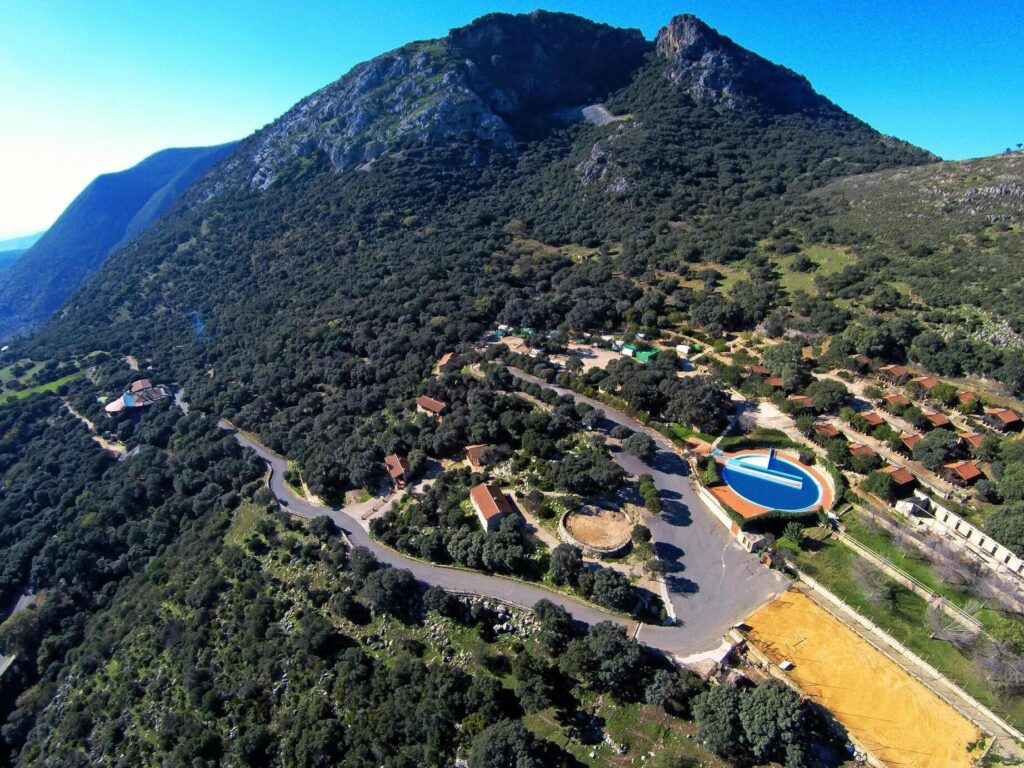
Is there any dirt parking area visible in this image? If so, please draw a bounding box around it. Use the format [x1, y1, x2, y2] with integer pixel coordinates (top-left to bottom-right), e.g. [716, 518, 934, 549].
[566, 506, 632, 549]
[552, 343, 620, 371]
[744, 589, 983, 768]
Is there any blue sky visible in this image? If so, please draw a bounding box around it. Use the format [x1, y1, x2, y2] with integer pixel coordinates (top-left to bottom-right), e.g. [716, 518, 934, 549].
[1, 0, 1022, 239]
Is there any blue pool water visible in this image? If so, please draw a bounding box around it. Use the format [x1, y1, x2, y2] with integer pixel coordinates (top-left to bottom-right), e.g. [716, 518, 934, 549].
[720, 451, 823, 513]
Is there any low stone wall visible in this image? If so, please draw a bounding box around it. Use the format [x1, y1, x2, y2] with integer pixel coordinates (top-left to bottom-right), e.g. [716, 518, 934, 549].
[558, 510, 632, 559]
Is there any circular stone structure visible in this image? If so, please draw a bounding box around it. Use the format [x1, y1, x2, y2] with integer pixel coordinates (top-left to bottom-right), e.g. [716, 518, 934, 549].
[720, 449, 824, 514]
[562, 505, 632, 556]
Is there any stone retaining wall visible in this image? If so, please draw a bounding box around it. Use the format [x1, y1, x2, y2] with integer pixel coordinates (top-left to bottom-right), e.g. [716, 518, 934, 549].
[557, 510, 632, 559]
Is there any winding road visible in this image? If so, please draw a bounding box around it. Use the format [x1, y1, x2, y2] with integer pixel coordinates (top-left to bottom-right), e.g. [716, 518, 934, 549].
[219, 370, 786, 656]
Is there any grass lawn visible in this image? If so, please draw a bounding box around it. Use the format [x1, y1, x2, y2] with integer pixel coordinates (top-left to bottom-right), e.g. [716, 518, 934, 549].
[795, 537, 1024, 730]
[777, 244, 853, 296]
[526, 700, 728, 768]
[224, 502, 265, 548]
[667, 423, 716, 444]
[0, 360, 43, 383]
[0, 372, 81, 404]
[719, 426, 802, 452]
[841, 511, 1024, 634]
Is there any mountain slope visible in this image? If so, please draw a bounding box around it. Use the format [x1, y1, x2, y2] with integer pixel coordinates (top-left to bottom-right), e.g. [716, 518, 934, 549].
[0, 143, 236, 339]
[208, 11, 650, 194]
[8, 10, 1001, 765]
[29, 11, 933, 499]
[0, 233, 43, 252]
[0, 250, 26, 273]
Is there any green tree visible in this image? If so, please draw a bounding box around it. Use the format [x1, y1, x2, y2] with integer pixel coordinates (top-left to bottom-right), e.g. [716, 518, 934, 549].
[631, 524, 652, 544]
[644, 668, 703, 716]
[930, 382, 958, 406]
[693, 685, 744, 757]
[591, 568, 636, 612]
[549, 543, 583, 586]
[805, 378, 850, 413]
[533, 599, 576, 655]
[561, 621, 645, 700]
[622, 431, 656, 460]
[468, 720, 547, 768]
[975, 434, 1002, 463]
[985, 502, 1024, 556]
[1002, 464, 1024, 504]
[912, 428, 959, 470]
[739, 679, 805, 763]
[862, 470, 895, 501]
[514, 653, 554, 713]
[782, 521, 804, 547]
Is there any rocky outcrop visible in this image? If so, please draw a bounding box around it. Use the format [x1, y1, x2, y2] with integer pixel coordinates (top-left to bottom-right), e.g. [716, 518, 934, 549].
[655, 14, 832, 114]
[211, 11, 651, 193]
[213, 45, 516, 193]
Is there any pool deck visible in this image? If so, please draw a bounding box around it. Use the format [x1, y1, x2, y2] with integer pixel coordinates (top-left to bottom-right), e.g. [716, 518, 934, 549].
[712, 448, 834, 519]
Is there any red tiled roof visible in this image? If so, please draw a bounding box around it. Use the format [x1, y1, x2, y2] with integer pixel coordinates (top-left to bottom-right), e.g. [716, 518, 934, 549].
[881, 464, 915, 486]
[958, 432, 985, 450]
[957, 392, 977, 405]
[985, 408, 1021, 425]
[861, 412, 884, 427]
[814, 423, 840, 439]
[944, 461, 982, 483]
[437, 352, 458, 370]
[466, 444, 488, 470]
[924, 412, 951, 428]
[900, 434, 922, 451]
[878, 364, 909, 377]
[747, 364, 771, 376]
[383, 453, 410, 480]
[470, 483, 513, 521]
[911, 376, 940, 391]
[766, 377, 785, 388]
[787, 395, 813, 408]
[129, 379, 153, 393]
[416, 395, 448, 415]
[849, 443, 877, 458]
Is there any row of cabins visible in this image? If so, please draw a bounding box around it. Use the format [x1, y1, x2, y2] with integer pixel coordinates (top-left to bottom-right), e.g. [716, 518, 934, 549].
[878, 366, 1022, 432]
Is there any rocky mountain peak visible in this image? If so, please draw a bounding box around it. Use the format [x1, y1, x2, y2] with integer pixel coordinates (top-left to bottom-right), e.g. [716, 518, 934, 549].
[208, 11, 651, 193]
[654, 13, 832, 114]
[654, 13, 723, 62]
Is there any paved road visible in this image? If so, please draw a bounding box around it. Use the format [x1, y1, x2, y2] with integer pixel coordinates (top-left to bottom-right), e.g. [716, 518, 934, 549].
[222, 369, 786, 655]
[508, 370, 787, 651]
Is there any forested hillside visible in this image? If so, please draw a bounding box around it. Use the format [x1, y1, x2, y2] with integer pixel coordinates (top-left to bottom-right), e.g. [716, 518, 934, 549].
[0, 143, 235, 340]
[3, 9, 1023, 766]
[25, 11, 931, 502]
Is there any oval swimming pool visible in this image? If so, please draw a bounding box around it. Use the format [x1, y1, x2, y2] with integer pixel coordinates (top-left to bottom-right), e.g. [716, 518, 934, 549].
[720, 451, 823, 513]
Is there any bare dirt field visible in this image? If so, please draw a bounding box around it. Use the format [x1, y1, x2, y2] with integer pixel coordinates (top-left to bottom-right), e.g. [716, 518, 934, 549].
[566, 506, 632, 549]
[745, 589, 983, 768]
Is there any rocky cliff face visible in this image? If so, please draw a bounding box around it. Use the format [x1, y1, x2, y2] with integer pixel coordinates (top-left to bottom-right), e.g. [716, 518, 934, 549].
[654, 14, 831, 114]
[202, 10, 915, 195]
[212, 11, 650, 193]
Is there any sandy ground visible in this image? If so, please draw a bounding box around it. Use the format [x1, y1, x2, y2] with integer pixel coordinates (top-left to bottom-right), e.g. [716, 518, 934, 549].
[492, 336, 621, 372]
[745, 590, 982, 768]
[566, 506, 632, 549]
